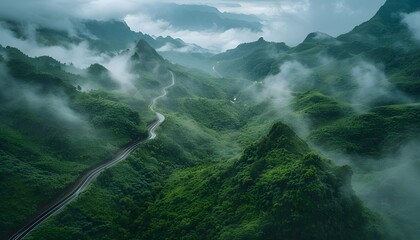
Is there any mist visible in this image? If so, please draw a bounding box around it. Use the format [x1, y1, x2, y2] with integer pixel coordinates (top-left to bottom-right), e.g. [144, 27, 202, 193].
[350, 141, 420, 239]
[0, 63, 92, 132]
[402, 11, 420, 41]
[0, 20, 146, 96]
[125, 13, 258, 52]
[0, 23, 107, 68]
[350, 61, 392, 110]
[349, 61, 410, 111]
[244, 61, 313, 136]
[101, 49, 139, 93]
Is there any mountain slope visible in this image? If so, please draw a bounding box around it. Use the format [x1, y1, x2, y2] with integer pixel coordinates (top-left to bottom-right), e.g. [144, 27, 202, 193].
[0, 40, 176, 237]
[2, 0, 420, 239]
[29, 122, 387, 239]
[212, 37, 290, 79]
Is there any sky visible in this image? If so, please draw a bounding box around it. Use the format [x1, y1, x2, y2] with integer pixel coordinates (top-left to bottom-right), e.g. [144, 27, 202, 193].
[0, 0, 386, 52]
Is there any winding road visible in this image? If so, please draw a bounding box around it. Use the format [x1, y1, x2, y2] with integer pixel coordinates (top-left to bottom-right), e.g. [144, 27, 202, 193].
[212, 62, 223, 78]
[8, 71, 175, 240]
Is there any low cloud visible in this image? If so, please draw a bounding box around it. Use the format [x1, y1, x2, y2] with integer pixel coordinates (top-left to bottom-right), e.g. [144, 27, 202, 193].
[0, 23, 106, 68]
[156, 43, 205, 53]
[351, 141, 420, 239]
[0, 22, 141, 93]
[0, 64, 91, 130]
[350, 62, 392, 109]
[349, 61, 410, 111]
[242, 61, 313, 135]
[125, 13, 259, 52]
[101, 49, 138, 92]
[402, 11, 420, 41]
[0, 0, 386, 52]
[212, 0, 385, 48]
[260, 61, 312, 106]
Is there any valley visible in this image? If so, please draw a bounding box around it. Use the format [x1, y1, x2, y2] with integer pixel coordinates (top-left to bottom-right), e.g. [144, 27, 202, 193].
[1, 0, 420, 239]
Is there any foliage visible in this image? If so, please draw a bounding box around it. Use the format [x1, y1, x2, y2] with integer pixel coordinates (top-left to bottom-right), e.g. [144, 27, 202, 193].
[0, 53, 147, 237]
[309, 105, 420, 156]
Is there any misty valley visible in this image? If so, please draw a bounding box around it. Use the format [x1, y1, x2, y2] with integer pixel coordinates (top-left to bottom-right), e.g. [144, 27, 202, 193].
[1, 0, 420, 239]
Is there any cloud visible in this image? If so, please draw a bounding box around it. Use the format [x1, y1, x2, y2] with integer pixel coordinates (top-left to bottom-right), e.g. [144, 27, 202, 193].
[0, 63, 91, 130]
[351, 140, 420, 239]
[1, 0, 386, 52]
[0, 23, 107, 68]
[0, 22, 143, 95]
[349, 61, 410, 111]
[350, 62, 391, 109]
[210, 0, 385, 48]
[242, 61, 313, 135]
[101, 49, 139, 92]
[402, 11, 420, 41]
[260, 61, 312, 105]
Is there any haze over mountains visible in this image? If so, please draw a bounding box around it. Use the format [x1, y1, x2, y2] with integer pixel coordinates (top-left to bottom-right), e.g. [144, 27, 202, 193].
[1, 0, 420, 239]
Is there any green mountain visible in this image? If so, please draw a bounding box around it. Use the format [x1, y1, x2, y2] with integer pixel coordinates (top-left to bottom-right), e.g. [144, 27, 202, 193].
[1, 0, 420, 239]
[212, 0, 420, 95]
[132, 122, 386, 240]
[0, 38, 180, 237]
[211, 37, 290, 79]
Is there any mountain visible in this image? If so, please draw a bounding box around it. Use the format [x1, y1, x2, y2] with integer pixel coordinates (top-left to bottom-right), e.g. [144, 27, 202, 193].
[2, 0, 420, 239]
[212, 0, 420, 98]
[0, 45, 149, 237]
[133, 39, 164, 62]
[147, 3, 262, 32]
[212, 37, 290, 79]
[131, 122, 386, 239]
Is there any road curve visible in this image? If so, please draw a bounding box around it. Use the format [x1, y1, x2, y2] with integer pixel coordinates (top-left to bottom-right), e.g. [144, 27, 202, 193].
[8, 71, 175, 240]
[212, 62, 223, 78]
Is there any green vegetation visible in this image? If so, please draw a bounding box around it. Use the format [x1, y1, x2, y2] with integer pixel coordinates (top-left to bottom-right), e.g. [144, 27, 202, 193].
[309, 104, 420, 157]
[213, 37, 289, 80]
[0, 47, 148, 237]
[292, 91, 352, 128]
[3, 0, 420, 238]
[28, 123, 387, 240]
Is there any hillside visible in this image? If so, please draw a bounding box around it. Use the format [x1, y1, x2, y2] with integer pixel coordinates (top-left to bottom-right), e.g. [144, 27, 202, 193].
[1, 0, 420, 239]
[27, 123, 388, 240]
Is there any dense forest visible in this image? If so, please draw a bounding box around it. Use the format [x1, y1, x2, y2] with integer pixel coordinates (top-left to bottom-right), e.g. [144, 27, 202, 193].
[1, 0, 420, 239]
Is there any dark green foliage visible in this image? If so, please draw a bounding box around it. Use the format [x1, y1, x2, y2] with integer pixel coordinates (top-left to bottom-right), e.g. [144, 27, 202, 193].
[5, 1, 420, 239]
[292, 91, 352, 128]
[26, 139, 179, 240]
[309, 105, 420, 156]
[0, 53, 147, 237]
[181, 98, 241, 130]
[131, 123, 386, 240]
[29, 122, 387, 240]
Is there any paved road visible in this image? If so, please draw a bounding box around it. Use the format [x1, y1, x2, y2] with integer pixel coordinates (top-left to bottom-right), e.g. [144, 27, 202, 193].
[8, 71, 175, 240]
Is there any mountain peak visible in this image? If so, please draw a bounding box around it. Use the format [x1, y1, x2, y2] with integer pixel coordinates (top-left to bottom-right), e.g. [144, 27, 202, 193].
[337, 0, 420, 44]
[242, 122, 310, 161]
[133, 39, 164, 62]
[303, 32, 334, 43]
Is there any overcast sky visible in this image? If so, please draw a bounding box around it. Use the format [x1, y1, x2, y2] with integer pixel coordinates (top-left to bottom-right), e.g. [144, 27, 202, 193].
[0, 0, 386, 52]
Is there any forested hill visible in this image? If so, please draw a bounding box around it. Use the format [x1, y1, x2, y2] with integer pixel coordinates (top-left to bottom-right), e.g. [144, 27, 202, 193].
[1, 0, 420, 239]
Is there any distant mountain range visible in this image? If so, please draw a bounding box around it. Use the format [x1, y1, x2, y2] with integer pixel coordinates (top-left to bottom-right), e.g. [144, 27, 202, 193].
[145, 3, 262, 32]
[1, 0, 420, 239]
